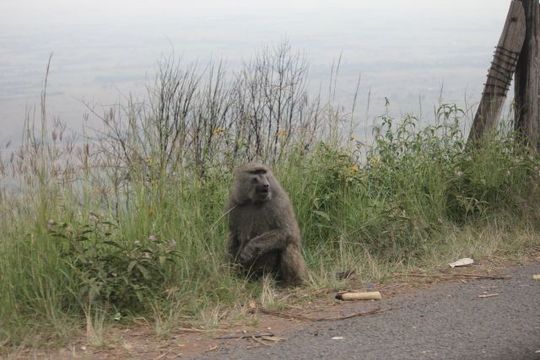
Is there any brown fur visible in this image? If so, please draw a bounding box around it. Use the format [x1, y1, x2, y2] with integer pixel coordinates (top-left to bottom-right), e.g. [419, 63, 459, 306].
[226, 163, 306, 286]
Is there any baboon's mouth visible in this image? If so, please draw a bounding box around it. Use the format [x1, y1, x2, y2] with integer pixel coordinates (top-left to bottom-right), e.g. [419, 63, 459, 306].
[256, 188, 270, 200]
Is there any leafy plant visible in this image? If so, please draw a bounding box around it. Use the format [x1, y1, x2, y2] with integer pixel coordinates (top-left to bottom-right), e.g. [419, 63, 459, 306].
[48, 217, 179, 311]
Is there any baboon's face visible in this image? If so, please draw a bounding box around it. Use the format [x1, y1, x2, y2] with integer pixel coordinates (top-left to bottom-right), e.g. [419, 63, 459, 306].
[247, 168, 272, 203]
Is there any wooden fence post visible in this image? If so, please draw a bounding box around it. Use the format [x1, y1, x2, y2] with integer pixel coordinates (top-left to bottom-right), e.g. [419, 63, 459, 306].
[467, 0, 526, 144]
[514, 0, 540, 150]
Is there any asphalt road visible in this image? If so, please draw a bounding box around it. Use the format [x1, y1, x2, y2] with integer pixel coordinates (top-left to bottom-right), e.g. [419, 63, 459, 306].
[196, 262, 540, 360]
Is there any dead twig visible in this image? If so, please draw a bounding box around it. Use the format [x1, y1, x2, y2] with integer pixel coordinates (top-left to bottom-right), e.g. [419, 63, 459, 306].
[394, 273, 509, 280]
[259, 306, 386, 322]
[205, 345, 219, 353]
[456, 273, 509, 280]
[215, 332, 274, 340]
[260, 335, 286, 342]
[250, 336, 271, 347]
[153, 352, 169, 360]
[477, 293, 499, 298]
[177, 327, 210, 333]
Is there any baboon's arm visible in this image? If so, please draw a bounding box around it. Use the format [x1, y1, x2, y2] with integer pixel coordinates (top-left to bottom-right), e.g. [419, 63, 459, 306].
[238, 230, 289, 264]
[228, 232, 241, 260]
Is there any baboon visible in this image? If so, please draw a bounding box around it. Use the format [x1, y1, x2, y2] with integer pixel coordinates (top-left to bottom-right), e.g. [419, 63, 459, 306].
[226, 163, 306, 286]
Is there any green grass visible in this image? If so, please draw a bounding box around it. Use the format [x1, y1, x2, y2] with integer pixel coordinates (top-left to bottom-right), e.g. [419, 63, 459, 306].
[1, 47, 540, 351]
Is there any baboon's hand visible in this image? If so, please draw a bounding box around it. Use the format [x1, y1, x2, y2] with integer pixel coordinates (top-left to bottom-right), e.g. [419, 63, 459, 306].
[239, 244, 258, 264]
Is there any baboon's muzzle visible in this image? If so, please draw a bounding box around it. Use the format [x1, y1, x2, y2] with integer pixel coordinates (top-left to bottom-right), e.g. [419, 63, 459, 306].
[255, 183, 270, 201]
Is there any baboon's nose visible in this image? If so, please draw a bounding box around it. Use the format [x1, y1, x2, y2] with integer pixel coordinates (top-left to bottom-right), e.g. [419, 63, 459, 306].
[259, 183, 269, 196]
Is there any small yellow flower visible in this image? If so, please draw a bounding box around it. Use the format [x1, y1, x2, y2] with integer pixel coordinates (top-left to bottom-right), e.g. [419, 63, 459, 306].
[369, 156, 380, 167]
[349, 164, 359, 173]
[212, 128, 225, 136]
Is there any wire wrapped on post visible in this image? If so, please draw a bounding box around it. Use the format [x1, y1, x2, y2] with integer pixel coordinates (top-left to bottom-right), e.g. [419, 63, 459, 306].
[483, 46, 520, 97]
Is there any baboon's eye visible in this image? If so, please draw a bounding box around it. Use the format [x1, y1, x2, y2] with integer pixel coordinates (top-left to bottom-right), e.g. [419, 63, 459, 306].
[251, 177, 258, 184]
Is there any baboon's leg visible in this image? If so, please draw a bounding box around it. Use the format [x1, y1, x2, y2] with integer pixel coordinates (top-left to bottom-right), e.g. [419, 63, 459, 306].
[227, 233, 241, 262]
[251, 251, 280, 277]
[279, 244, 306, 286]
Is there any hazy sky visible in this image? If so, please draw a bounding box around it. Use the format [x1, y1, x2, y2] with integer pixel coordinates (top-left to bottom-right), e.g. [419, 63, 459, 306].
[0, 0, 509, 22]
[0, 0, 512, 142]
[0, 0, 509, 18]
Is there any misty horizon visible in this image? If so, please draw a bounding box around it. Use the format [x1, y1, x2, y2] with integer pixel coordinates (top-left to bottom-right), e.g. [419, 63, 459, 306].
[0, 0, 511, 143]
